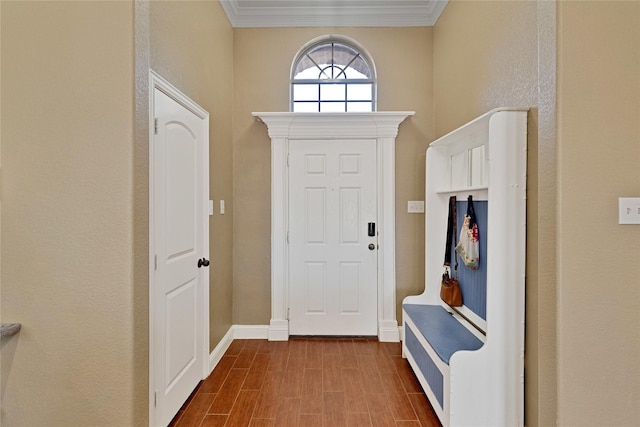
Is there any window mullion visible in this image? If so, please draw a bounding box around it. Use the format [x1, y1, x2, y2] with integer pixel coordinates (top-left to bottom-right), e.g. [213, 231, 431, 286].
[331, 43, 335, 79]
[307, 54, 330, 80]
[344, 83, 348, 112]
[336, 54, 359, 79]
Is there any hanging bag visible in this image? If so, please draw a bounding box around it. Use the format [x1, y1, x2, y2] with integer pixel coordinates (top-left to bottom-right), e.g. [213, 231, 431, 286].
[441, 196, 463, 307]
[455, 195, 480, 270]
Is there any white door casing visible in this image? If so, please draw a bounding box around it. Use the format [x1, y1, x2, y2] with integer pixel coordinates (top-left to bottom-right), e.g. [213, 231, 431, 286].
[253, 112, 414, 342]
[149, 71, 209, 426]
[289, 139, 378, 335]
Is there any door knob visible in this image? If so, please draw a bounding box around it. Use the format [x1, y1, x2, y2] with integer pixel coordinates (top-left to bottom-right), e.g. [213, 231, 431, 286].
[198, 258, 210, 268]
[368, 243, 376, 251]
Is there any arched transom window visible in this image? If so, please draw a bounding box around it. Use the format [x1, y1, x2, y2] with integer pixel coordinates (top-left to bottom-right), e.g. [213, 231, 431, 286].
[291, 36, 376, 112]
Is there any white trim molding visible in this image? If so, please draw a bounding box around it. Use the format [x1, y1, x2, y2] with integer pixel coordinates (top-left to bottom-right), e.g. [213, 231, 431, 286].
[208, 325, 271, 373]
[253, 112, 414, 343]
[220, 0, 448, 28]
[233, 325, 270, 340]
[208, 328, 234, 374]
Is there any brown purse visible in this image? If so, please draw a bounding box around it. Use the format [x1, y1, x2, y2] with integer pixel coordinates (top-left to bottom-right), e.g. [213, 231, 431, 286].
[441, 271, 462, 307]
[441, 196, 463, 307]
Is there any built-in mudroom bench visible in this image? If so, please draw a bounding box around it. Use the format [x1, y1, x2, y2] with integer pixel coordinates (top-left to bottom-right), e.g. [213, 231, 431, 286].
[402, 108, 527, 427]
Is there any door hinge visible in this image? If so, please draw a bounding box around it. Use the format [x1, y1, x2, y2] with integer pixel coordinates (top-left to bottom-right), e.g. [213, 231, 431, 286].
[154, 390, 157, 408]
[154, 254, 157, 271]
[154, 118, 159, 135]
[287, 153, 290, 167]
[286, 231, 289, 244]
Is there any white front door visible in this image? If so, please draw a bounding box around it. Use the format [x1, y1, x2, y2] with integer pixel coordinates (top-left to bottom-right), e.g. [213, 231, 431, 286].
[151, 84, 209, 426]
[288, 139, 378, 336]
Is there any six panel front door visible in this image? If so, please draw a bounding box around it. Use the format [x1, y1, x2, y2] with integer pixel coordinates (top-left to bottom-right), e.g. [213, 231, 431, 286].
[288, 139, 378, 336]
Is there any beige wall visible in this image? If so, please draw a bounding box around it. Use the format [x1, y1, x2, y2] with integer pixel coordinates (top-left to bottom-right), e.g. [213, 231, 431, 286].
[147, 0, 234, 352]
[433, 1, 556, 426]
[1, 1, 137, 425]
[436, 1, 640, 426]
[232, 27, 434, 325]
[2, 1, 639, 426]
[1, 1, 235, 425]
[557, 2, 640, 425]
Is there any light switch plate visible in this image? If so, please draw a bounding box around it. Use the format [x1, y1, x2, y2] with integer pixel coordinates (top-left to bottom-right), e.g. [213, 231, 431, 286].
[220, 200, 225, 215]
[408, 201, 425, 214]
[619, 197, 640, 224]
[209, 200, 214, 216]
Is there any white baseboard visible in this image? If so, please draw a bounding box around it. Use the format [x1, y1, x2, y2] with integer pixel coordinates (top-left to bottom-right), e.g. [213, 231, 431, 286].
[268, 319, 290, 341]
[208, 325, 270, 374]
[208, 327, 234, 374]
[378, 320, 401, 342]
[233, 324, 269, 339]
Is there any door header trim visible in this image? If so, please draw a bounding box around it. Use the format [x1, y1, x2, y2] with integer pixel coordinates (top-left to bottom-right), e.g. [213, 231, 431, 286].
[254, 111, 414, 342]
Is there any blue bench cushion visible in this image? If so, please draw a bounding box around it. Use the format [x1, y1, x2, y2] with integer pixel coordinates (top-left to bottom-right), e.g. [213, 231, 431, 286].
[403, 304, 484, 364]
[405, 324, 444, 408]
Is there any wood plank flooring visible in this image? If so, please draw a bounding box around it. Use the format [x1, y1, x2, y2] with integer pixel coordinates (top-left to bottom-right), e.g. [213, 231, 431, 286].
[169, 337, 441, 427]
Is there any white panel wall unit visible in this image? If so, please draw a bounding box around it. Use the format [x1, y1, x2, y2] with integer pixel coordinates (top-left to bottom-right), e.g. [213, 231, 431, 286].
[402, 108, 528, 427]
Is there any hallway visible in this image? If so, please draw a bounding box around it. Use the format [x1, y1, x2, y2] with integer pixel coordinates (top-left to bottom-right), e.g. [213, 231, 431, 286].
[170, 338, 441, 427]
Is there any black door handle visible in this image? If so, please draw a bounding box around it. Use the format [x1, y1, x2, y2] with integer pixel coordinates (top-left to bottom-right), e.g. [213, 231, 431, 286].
[198, 258, 210, 268]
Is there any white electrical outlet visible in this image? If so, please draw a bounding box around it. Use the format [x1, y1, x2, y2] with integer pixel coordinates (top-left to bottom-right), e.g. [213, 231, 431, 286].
[619, 197, 640, 224]
[209, 200, 214, 216]
[407, 201, 425, 214]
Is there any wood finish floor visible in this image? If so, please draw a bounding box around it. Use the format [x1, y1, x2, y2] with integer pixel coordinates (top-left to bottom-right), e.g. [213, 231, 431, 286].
[169, 337, 441, 427]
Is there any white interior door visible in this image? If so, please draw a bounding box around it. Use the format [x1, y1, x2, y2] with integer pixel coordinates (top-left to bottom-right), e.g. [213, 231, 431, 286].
[151, 85, 209, 426]
[288, 139, 377, 336]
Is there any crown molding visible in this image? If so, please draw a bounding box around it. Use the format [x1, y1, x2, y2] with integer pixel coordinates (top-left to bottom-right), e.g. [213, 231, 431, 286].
[220, 0, 448, 28]
[252, 111, 415, 139]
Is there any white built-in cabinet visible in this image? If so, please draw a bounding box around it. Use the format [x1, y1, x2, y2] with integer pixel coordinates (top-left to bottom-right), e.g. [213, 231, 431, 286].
[403, 108, 528, 427]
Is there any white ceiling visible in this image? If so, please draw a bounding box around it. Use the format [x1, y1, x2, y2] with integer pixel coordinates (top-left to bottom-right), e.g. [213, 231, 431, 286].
[220, 0, 449, 28]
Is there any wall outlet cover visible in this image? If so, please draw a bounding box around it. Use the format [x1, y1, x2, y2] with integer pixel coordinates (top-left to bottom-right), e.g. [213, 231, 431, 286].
[619, 197, 640, 224]
[407, 201, 425, 214]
